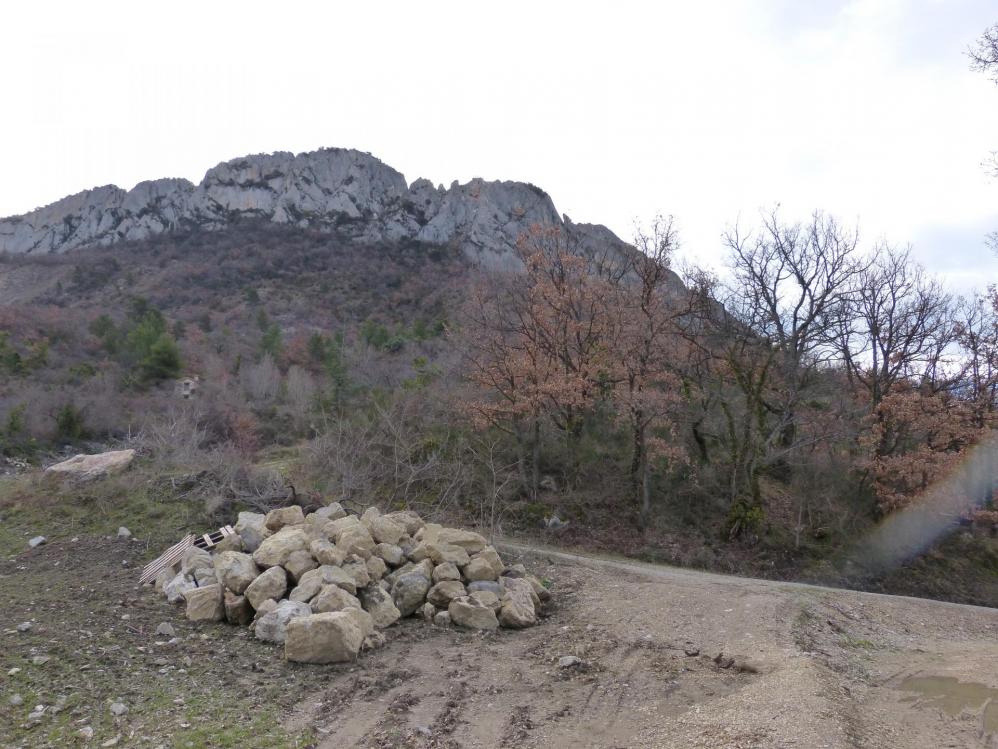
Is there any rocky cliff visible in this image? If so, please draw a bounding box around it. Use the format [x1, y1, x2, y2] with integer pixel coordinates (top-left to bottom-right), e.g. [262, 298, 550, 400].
[0, 148, 630, 262]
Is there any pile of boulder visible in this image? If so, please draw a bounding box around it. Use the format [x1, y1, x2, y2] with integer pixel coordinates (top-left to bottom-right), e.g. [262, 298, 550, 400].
[151, 504, 549, 664]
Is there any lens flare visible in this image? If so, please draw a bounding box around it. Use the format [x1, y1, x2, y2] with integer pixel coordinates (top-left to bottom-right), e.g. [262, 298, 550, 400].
[844, 434, 997, 575]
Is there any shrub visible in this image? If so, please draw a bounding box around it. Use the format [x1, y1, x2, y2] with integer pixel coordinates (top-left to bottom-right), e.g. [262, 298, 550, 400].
[54, 403, 87, 441]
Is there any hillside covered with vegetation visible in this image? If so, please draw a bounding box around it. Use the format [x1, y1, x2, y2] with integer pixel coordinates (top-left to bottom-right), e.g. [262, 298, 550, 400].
[1, 206, 996, 604]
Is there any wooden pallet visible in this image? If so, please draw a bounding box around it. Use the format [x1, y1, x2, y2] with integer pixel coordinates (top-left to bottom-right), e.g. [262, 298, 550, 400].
[138, 525, 235, 585]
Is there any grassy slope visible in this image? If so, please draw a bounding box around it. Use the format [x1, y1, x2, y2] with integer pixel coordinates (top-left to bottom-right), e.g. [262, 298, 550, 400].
[0, 468, 322, 748]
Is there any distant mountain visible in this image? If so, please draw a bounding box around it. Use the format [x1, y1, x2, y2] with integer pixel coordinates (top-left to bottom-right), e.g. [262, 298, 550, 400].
[0, 147, 631, 262]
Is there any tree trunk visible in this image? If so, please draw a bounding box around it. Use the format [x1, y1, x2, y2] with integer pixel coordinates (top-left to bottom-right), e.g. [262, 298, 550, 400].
[640, 451, 652, 529]
[530, 418, 541, 501]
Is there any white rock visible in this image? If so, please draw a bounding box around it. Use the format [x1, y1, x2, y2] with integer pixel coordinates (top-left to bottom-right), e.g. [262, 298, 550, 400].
[254, 600, 311, 644]
[45, 449, 135, 480]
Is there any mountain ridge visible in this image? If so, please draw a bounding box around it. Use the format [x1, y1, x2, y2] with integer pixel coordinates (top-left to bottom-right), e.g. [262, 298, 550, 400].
[0, 147, 630, 261]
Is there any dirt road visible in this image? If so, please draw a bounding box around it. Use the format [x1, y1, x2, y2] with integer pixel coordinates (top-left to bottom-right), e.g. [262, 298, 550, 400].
[291, 542, 998, 749]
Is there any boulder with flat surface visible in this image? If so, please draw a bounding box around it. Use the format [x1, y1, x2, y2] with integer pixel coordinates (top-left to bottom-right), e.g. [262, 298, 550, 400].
[213, 551, 259, 594]
[252, 527, 308, 568]
[244, 565, 288, 610]
[45, 449, 134, 480]
[284, 611, 365, 663]
[265, 505, 305, 531]
[448, 596, 499, 630]
[185, 584, 224, 623]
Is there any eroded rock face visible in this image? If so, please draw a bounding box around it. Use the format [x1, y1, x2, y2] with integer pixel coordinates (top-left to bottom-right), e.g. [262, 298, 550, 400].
[0, 148, 637, 270]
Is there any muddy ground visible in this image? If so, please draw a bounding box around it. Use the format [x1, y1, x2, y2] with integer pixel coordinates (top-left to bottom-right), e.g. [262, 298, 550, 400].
[3, 532, 998, 748]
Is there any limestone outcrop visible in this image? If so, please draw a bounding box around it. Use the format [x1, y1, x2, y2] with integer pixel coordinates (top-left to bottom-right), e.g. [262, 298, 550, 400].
[0, 148, 633, 265]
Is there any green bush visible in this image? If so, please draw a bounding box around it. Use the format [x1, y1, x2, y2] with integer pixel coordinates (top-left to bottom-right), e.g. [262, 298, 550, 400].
[139, 333, 182, 383]
[55, 403, 87, 441]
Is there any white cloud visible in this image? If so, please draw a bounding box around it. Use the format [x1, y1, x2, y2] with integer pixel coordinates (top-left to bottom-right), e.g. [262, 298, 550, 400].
[1, 1, 996, 290]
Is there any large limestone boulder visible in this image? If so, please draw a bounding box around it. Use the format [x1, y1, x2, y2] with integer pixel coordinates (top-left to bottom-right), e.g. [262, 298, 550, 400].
[235, 512, 270, 552]
[427, 580, 467, 607]
[467, 580, 501, 597]
[185, 584, 224, 623]
[448, 596, 499, 630]
[336, 525, 375, 559]
[181, 547, 213, 576]
[343, 606, 375, 639]
[366, 556, 388, 581]
[214, 533, 243, 553]
[284, 550, 318, 583]
[324, 515, 361, 540]
[470, 590, 501, 611]
[462, 556, 499, 583]
[432, 562, 462, 583]
[342, 559, 371, 589]
[244, 566, 288, 610]
[265, 505, 305, 531]
[192, 566, 218, 586]
[311, 585, 362, 613]
[224, 592, 254, 625]
[426, 543, 470, 566]
[254, 600, 312, 644]
[526, 574, 552, 603]
[384, 510, 425, 536]
[367, 516, 406, 546]
[391, 570, 432, 617]
[252, 527, 308, 568]
[284, 611, 366, 664]
[213, 551, 259, 594]
[164, 571, 196, 604]
[310, 539, 346, 567]
[313, 502, 346, 521]
[374, 543, 404, 567]
[421, 524, 487, 554]
[359, 585, 401, 628]
[498, 577, 537, 628]
[297, 565, 358, 596]
[476, 547, 505, 577]
[45, 449, 134, 481]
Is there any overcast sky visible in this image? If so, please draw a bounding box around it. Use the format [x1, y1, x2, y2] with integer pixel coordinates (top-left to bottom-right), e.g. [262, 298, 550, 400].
[2, 0, 997, 291]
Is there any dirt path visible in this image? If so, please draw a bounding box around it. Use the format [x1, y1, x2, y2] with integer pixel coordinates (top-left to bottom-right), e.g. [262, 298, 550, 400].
[289, 542, 998, 749]
[4, 531, 997, 747]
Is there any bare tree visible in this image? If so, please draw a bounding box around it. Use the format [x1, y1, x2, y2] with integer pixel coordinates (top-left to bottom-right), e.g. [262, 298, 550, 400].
[836, 244, 953, 407]
[285, 364, 317, 433]
[969, 23, 998, 249]
[969, 23, 998, 83]
[615, 215, 686, 526]
[709, 210, 865, 530]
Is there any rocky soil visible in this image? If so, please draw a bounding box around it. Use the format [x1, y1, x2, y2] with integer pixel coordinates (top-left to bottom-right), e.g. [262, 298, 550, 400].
[4, 523, 998, 748]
